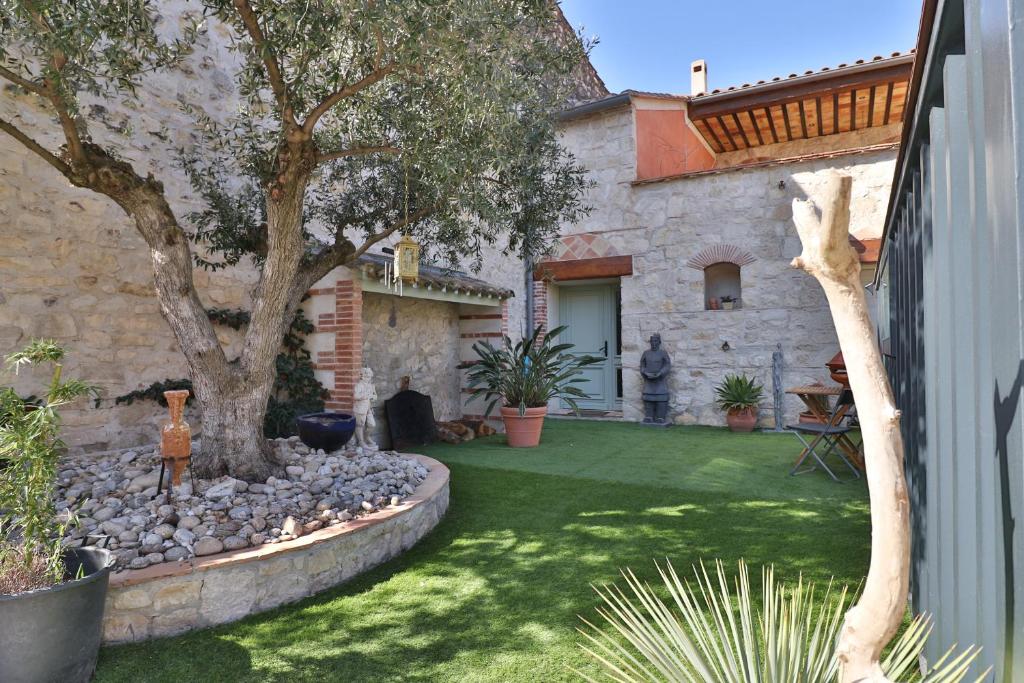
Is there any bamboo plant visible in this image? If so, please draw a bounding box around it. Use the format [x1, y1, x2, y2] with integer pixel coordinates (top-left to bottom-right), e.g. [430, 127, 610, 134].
[0, 340, 96, 591]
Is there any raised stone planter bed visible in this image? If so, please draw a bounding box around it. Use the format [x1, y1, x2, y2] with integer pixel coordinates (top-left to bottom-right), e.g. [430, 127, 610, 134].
[101, 455, 448, 643]
[59, 438, 431, 570]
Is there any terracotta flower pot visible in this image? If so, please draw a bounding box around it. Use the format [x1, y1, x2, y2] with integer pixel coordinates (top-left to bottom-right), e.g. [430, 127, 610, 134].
[500, 406, 548, 447]
[726, 406, 758, 432]
[799, 410, 826, 424]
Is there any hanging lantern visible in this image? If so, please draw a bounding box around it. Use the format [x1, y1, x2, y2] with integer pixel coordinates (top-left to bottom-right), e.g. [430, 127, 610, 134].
[394, 234, 420, 283]
[383, 234, 421, 297]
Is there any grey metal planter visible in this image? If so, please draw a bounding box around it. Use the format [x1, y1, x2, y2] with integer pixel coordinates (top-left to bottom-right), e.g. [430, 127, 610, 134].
[0, 546, 113, 683]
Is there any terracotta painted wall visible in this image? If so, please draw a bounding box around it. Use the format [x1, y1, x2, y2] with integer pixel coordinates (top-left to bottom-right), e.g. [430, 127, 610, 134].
[634, 108, 715, 180]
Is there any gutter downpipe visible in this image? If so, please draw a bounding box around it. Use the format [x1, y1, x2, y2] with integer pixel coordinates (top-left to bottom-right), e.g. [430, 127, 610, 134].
[525, 257, 534, 337]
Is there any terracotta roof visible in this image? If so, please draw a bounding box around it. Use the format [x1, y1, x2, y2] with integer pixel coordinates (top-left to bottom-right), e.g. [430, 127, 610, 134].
[621, 89, 687, 101]
[357, 253, 515, 299]
[687, 53, 913, 154]
[690, 51, 915, 99]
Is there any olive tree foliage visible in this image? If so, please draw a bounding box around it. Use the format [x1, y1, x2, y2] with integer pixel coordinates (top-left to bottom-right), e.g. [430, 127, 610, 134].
[0, 0, 591, 479]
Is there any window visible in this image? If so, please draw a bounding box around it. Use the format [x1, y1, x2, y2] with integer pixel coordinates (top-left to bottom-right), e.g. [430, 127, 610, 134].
[704, 262, 741, 310]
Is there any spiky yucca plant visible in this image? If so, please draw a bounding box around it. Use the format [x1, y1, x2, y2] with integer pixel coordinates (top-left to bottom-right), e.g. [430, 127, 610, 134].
[462, 325, 602, 416]
[577, 560, 985, 683]
[714, 375, 765, 414]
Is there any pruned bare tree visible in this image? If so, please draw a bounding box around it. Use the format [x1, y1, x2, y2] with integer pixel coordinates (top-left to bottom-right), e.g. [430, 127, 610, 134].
[792, 171, 911, 683]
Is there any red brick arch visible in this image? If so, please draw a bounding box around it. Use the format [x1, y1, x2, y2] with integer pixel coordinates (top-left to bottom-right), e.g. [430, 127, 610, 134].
[686, 244, 757, 270]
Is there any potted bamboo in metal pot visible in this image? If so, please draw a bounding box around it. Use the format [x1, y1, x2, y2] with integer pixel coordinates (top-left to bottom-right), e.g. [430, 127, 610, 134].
[715, 373, 765, 432]
[462, 326, 601, 447]
[0, 341, 111, 683]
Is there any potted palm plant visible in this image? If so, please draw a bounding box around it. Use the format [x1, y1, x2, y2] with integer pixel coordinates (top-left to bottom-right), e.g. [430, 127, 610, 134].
[715, 373, 764, 432]
[462, 325, 601, 447]
[0, 340, 110, 683]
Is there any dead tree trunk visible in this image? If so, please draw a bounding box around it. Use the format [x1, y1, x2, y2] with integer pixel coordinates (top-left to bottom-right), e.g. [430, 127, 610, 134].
[790, 172, 910, 683]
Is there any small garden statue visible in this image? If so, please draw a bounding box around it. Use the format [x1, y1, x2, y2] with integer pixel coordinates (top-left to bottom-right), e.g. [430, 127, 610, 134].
[353, 367, 378, 449]
[640, 333, 672, 425]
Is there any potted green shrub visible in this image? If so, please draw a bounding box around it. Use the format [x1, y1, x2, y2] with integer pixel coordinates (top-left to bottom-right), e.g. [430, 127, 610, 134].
[462, 325, 601, 447]
[0, 340, 110, 683]
[715, 373, 764, 432]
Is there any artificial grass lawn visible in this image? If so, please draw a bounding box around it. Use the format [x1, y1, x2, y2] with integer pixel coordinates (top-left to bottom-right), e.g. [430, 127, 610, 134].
[95, 420, 870, 682]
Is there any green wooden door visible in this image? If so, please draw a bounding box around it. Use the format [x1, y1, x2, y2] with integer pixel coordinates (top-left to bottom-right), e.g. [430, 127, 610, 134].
[558, 284, 616, 411]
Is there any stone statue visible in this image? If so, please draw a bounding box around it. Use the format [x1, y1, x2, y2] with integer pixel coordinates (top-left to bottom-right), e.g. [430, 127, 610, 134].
[640, 333, 671, 425]
[353, 367, 379, 449]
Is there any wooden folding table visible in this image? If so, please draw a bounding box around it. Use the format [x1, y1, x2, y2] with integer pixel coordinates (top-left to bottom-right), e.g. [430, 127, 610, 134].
[785, 384, 864, 471]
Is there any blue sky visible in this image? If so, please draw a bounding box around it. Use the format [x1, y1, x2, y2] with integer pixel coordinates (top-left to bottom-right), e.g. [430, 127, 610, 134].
[559, 1, 922, 95]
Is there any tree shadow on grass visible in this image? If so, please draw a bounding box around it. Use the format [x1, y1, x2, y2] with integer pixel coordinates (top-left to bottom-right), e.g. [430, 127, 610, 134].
[96, 463, 870, 682]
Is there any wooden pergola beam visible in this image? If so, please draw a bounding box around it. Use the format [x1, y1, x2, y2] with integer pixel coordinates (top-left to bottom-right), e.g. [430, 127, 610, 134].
[688, 58, 912, 122]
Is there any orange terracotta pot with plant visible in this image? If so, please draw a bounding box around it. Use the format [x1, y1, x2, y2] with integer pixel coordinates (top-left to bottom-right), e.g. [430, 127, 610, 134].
[462, 325, 602, 448]
[714, 373, 765, 433]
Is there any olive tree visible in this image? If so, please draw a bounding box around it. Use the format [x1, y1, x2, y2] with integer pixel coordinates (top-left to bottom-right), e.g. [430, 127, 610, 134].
[0, 1, 590, 479]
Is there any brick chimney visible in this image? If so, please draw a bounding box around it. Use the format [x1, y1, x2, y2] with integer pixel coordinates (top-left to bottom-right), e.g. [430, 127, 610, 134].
[691, 59, 708, 96]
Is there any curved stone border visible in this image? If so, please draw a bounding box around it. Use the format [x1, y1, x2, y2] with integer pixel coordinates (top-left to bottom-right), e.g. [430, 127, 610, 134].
[102, 454, 449, 643]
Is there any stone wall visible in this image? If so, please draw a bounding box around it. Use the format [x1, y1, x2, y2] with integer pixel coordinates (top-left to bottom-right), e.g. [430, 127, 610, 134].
[551, 106, 897, 426]
[361, 292, 462, 442]
[0, 3, 254, 451]
[102, 455, 449, 643]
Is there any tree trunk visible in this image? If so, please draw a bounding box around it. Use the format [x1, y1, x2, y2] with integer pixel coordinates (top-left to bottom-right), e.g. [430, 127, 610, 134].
[86, 150, 291, 482]
[192, 375, 277, 481]
[790, 172, 910, 683]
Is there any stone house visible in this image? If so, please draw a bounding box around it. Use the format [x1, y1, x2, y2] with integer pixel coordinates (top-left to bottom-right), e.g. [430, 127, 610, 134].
[531, 54, 911, 426]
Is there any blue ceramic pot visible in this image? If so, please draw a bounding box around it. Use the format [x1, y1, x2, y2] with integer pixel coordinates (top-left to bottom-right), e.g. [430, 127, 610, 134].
[296, 412, 356, 452]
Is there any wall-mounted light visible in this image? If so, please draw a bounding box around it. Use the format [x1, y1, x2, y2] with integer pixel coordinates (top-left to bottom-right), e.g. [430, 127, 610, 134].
[721, 341, 731, 352]
[777, 180, 786, 190]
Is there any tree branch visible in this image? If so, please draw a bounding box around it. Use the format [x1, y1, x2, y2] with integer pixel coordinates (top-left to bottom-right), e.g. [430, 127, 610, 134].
[296, 205, 435, 297]
[315, 145, 401, 164]
[24, 7, 88, 165]
[0, 116, 73, 177]
[232, 0, 296, 126]
[352, 205, 434, 260]
[0, 64, 45, 95]
[302, 63, 401, 133]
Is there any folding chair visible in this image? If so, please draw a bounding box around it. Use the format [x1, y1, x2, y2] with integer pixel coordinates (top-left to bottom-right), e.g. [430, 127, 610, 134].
[788, 388, 861, 482]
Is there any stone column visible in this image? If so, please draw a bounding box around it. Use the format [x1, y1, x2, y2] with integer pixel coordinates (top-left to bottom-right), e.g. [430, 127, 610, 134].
[308, 274, 364, 412]
[331, 278, 364, 411]
[458, 303, 507, 421]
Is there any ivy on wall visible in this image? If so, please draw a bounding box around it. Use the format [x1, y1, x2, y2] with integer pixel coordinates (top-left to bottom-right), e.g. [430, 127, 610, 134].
[113, 306, 329, 438]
